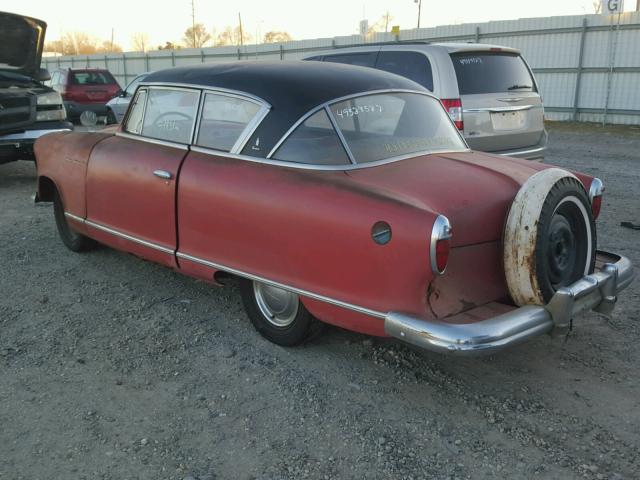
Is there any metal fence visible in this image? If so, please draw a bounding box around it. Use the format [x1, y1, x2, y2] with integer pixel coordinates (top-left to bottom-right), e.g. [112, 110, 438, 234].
[42, 12, 640, 125]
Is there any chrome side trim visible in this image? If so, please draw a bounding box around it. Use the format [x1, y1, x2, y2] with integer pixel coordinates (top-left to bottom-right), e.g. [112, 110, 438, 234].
[115, 131, 189, 151]
[463, 105, 535, 113]
[64, 212, 85, 223]
[176, 251, 386, 319]
[86, 220, 175, 254]
[64, 212, 174, 255]
[188, 145, 469, 171]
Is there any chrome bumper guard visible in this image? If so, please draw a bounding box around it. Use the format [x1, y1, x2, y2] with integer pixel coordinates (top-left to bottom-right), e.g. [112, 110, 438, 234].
[384, 251, 635, 355]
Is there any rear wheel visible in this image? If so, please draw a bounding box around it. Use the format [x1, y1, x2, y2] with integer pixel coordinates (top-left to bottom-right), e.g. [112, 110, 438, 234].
[239, 279, 322, 346]
[53, 190, 95, 252]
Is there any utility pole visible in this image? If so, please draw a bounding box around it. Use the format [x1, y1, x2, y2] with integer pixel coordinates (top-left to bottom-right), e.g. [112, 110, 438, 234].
[238, 12, 244, 47]
[384, 11, 390, 32]
[191, 0, 196, 48]
[110, 28, 114, 52]
[414, 0, 422, 29]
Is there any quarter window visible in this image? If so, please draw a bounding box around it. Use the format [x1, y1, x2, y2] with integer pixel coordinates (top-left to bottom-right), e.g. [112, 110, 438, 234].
[124, 88, 148, 135]
[140, 88, 199, 144]
[375, 51, 434, 91]
[195, 93, 262, 152]
[323, 52, 378, 68]
[273, 110, 350, 165]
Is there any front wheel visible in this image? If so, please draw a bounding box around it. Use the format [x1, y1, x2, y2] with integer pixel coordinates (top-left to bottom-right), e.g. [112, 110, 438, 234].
[239, 279, 322, 346]
[53, 191, 95, 252]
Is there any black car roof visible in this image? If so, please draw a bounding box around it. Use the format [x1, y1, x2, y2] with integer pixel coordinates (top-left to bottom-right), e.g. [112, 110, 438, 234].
[143, 61, 426, 157]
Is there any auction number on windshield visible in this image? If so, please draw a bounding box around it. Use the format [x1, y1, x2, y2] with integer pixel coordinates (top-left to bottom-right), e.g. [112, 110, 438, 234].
[335, 104, 383, 118]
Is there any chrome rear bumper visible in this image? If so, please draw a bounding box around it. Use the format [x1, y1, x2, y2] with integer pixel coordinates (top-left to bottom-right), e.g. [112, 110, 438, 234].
[384, 251, 634, 355]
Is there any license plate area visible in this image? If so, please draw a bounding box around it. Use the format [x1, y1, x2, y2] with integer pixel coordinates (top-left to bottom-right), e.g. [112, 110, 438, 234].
[491, 110, 526, 131]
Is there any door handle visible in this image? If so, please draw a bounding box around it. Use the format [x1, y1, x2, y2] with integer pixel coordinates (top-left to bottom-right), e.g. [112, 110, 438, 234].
[153, 170, 172, 180]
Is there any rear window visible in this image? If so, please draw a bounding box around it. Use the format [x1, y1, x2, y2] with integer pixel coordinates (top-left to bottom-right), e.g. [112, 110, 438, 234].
[331, 92, 466, 163]
[450, 52, 536, 95]
[375, 51, 434, 91]
[70, 71, 117, 86]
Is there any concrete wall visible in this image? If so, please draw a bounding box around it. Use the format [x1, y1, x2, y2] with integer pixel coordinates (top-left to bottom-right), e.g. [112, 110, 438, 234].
[42, 12, 640, 125]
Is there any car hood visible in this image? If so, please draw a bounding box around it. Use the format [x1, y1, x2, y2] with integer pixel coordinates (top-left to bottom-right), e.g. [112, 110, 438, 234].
[0, 12, 47, 78]
[346, 151, 551, 247]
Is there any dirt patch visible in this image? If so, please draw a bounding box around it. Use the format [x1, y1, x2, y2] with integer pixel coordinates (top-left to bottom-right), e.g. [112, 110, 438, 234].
[1, 123, 639, 480]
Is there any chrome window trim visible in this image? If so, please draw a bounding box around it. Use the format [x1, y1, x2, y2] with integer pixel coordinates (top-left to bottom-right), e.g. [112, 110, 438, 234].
[324, 105, 356, 164]
[64, 212, 174, 255]
[176, 252, 386, 319]
[115, 131, 189, 151]
[189, 145, 468, 171]
[123, 87, 149, 135]
[231, 103, 271, 154]
[139, 82, 270, 107]
[267, 88, 469, 160]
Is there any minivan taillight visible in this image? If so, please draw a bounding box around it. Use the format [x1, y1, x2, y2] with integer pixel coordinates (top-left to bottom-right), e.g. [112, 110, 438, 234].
[430, 215, 453, 275]
[441, 98, 463, 130]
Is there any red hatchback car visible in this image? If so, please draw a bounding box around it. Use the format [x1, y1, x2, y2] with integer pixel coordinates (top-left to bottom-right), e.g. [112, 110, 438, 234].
[34, 62, 634, 355]
[48, 68, 120, 122]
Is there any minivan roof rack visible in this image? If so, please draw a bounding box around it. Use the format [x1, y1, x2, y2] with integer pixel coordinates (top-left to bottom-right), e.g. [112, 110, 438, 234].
[333, 40, 431, 49]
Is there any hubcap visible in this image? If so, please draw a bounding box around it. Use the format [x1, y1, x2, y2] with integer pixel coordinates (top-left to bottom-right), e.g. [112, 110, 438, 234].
[546, 212, 578, 289]
[253, 282, 299, 327]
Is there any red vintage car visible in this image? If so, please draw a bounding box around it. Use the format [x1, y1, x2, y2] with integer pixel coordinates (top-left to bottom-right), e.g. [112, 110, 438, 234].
[34, 61, 634, 354]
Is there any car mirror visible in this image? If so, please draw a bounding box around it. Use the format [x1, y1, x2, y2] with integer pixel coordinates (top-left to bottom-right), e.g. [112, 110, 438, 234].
[36, 68, 51, 82]
[118, 89, 127, 98]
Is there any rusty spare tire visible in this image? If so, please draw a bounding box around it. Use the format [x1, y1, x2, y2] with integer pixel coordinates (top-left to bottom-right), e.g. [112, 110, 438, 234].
[503, 168, 596, 306]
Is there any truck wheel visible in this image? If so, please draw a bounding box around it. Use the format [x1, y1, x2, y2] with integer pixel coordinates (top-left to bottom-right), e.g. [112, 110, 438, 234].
[106, 109, 117, 125]
[504, 168, 596, 306]
[239, 279, 322, 346]
[53, 191, 95, 252]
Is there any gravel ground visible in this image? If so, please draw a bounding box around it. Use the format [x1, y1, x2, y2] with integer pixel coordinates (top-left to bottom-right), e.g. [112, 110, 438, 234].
[1, 122, 639, 480]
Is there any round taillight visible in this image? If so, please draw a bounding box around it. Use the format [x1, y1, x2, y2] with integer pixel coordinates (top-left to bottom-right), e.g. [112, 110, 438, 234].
[588, 178, 604, 219]
[430, 215, 452, 275]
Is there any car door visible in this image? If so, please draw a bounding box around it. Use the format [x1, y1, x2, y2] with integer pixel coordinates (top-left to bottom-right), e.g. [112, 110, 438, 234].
[85, 86, 200, 267]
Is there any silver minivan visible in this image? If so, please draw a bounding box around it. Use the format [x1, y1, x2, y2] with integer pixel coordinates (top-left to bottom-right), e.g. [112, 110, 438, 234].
[305, 43, 547, 160]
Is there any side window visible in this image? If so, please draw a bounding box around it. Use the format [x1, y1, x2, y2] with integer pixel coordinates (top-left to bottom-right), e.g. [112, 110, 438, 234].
[195, 93, 261, 152]
[273, 110, 350, 165]
[140, 88, 199, 143]
[375, 51, 434, 91]
[323, 52, 377, 68]
[124, 89, 148, 134]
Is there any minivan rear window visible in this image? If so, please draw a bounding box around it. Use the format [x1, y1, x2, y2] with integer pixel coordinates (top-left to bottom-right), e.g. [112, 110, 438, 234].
[70, 71, 117, 86]
[375, 51, 434, 91]
[450, 52, 536, 95]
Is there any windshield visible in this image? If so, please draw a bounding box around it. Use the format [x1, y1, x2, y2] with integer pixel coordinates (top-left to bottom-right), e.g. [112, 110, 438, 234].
[71, 71, 117, 86]
[330, 92, 467, 163]
[450, 52, 536, 95]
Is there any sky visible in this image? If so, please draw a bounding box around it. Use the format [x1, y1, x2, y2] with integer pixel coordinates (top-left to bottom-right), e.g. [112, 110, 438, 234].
[3, 0, 639, 50]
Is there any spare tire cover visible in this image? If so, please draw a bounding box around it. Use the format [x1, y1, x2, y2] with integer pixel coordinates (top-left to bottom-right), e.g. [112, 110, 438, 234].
[503, 168, 596, 306]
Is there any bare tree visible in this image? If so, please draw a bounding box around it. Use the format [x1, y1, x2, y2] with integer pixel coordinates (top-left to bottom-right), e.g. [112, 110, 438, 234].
[183, 23, 211, 48]
[215, 26, 252, 46]
[157, 41, 180, 51]
[366, 14, 394, 39]
[44, 32, 122, 55]
[263, 31, 292, 43]
[131, 32, 150, 52]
